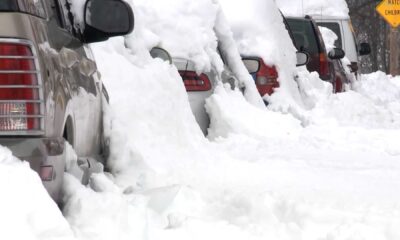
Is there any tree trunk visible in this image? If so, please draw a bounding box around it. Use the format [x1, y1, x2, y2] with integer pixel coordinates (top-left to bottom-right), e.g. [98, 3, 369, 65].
[389, 28, 399, 75]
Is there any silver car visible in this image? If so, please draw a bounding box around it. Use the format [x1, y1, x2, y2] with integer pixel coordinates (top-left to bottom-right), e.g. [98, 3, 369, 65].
[173, 57, 238, 135]
[0, 0, 133, 204]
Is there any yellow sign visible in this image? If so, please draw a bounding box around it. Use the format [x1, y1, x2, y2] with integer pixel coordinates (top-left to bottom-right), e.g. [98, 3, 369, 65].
[376, 0, 400, 28]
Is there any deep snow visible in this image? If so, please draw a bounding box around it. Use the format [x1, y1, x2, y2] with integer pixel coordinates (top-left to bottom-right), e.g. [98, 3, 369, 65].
[0, 0, 400, 239]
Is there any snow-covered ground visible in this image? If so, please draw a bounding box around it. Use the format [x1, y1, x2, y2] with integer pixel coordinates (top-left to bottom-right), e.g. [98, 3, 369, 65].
[1, 0, 400, 239]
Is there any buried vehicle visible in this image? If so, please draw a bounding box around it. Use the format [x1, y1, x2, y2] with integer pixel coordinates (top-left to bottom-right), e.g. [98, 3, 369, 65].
[286, 16, 349, 93]
[173, 55, 239, 135]
[0, 0, 134, 203]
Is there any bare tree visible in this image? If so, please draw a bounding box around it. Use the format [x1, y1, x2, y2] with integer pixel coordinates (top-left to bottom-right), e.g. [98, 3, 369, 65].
[347, 0, 400, 74]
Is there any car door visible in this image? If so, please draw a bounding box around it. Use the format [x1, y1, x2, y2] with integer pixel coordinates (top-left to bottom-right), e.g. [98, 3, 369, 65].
[47, 0, 101, 157]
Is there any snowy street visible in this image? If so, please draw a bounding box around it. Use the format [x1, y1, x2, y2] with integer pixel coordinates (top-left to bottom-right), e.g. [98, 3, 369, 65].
[0, 0, 400, 239]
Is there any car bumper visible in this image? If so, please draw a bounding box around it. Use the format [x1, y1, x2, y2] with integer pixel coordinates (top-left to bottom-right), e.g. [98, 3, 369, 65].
[0, 137, 66, 202]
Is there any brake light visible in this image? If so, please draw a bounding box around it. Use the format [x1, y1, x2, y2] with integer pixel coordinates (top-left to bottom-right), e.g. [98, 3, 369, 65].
[179, 71, 211, 92]
[334, 76, 343, 93]
[319, 53, 330, 79]
[255, 63, 279, 96]
[256, 65, 278, 85]
[0, 41, 43, 132]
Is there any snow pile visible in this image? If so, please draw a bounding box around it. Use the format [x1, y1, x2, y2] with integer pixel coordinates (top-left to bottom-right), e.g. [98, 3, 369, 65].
[206, 85, 302, 140]
[276, 0, 350, 18]
[125, 0, 264, 107]
[0, 146, 75, 240]
[304, 72, 400, 130]
[205, 70, 400, 239]
[219, 0, 306, 112]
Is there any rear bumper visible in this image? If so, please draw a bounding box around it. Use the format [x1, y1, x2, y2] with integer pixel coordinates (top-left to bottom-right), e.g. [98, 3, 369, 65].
[0, 137, 66, 202]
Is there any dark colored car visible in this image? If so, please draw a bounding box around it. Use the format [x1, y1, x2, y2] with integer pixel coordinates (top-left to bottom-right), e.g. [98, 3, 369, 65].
[0, 0, 134, 204]
[286, 16, 348, 93]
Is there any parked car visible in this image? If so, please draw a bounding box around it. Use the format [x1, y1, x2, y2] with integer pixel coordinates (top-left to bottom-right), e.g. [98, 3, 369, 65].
[312, 15, 371, 76]
[240, 14, 309, 99]
[0, 0, 134, 204]
[172, 55, 238, 135]
[286, 16, 348, 93]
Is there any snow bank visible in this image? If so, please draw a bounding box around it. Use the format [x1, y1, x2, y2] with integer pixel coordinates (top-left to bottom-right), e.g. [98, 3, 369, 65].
[304, 72, 400, 130]
[206, 85, 302, 140]
[0, 146, 75, 240]
[46, 1, 400, 240]
[276, 0, 350, 18]
[125, 0, 264, 107]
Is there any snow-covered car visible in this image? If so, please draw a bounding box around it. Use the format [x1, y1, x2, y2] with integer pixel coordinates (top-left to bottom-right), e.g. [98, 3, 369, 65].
[0, 0, 134, 203]
[286, 16, 349, 92]
[313, 15, 371, 76]
[174, 57, 238, 135]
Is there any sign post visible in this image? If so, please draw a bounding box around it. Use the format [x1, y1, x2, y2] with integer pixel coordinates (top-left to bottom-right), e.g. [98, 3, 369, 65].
[377, 0, 400, 75]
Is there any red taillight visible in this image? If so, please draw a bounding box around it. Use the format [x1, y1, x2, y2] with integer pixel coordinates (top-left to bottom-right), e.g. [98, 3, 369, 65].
[319, 53, 330, 79]
[39, 165, 54, 181]
[334, 76, 343, 93]
[256, 63, 279, 96]
[179, 71, 212, 92]
[0, 41, 42, 132]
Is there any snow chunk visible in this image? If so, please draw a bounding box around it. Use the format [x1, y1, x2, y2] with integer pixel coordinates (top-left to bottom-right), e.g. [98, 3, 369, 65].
[0, 146, 75, 240]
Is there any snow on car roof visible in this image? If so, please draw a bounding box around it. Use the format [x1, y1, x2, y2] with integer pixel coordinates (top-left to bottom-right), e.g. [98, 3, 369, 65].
[276, 0, 349, 19]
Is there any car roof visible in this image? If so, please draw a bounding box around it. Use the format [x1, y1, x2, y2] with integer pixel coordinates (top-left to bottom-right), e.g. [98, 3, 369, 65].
[308, 15, 350, 21]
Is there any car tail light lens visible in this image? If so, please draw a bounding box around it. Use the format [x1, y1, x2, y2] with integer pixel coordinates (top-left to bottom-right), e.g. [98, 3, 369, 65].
[39, 165, 54, 181]
[334, 76, 343, 93]
[319, 53, 330, 79]
[0, 40, 43, 133]
[179, 71, 212, 92]
[256, 65, 278, 86]
[255, 62, 279, 96]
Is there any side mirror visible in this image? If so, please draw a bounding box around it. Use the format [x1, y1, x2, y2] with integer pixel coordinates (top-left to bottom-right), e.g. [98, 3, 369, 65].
[359, 42, 371, 56]
[82, 0, 134, 43]
[242, 58, 260, 74]
[150, 47, 172, 64]
[296, 51, 309, 66]
[328, 48, 345, 60]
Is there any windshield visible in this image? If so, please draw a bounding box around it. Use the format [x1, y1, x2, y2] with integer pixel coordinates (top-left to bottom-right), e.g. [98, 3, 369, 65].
[0, 1, 18, 11]
[0, 0, 46, 18]
[287, 18, 320, 55]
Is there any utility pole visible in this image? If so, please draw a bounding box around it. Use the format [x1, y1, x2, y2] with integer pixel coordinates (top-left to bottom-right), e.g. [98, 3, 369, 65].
[389, 28, 399, 76]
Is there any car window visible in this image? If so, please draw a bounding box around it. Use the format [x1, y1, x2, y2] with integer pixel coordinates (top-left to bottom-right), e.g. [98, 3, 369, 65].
[52, 0, 82, 38]
[0, 1, 18, 10]
[316, 22, 343, 49]
[0, 0, 46, 18]
[287, 19, 320, 55]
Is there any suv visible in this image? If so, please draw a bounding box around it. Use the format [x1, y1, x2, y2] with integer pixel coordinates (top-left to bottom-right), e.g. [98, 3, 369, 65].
[0, 0, 134, 203]
[286, 16, 348, 92]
